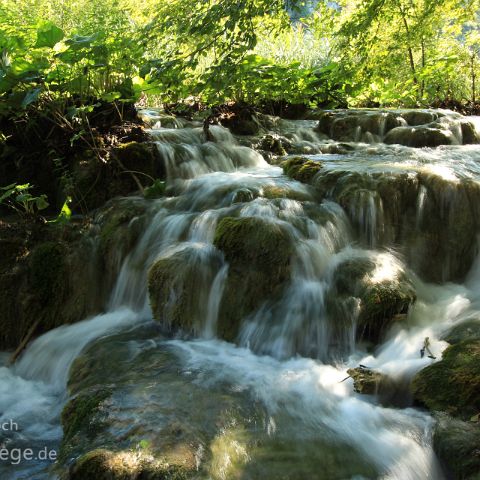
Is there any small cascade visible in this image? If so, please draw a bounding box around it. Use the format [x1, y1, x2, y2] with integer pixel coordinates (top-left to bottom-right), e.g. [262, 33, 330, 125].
[151, 125, 266, 181]
[316, 108, 479, 146]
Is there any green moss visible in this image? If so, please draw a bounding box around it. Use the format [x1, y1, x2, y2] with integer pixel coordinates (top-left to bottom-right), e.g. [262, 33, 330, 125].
[214, 217, 293, 273]
[144, 179, 166, 199]
[328, 257, 415, 344]
[281, 157, 323, 184]
[148, 245, 223, 334]
[61, 388, 112, 444]
[69, 449, 191, 480]
[358, 280, 415, 341]
[442, 320, 480, 344]
[333, 258, 375, 295]
[113, 141, 157, 170]
[99, 200, 146, 254]
[213, 217, 293, 341]
[148, 251, 195, 331]
[261, 185, 311, 201]
[412, 339, 480, 419]
[433, 414, 480, 480]
[347, 367, 384, 395]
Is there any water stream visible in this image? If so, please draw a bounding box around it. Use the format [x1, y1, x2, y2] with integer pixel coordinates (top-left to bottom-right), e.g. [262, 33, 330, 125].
[1, 110, 479, 479]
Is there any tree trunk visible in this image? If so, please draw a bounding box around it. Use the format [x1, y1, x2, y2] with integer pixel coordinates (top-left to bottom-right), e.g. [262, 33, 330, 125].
[398, 5, 418, 85]
[471, 53, 476, 104]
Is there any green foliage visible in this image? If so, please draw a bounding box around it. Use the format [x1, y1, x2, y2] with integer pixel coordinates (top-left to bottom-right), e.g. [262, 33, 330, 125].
[0, 0, 479, 115]
[144, 179, 166, 199]
[0, 183, 49, 215]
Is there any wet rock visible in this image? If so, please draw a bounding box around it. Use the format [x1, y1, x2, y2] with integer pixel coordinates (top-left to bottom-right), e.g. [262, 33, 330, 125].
[460, 120, 480, 144]
[0, 198, 152, 351]
[261, 185, 312, 202]
[441, 319, 480, 344]
[328, 256, 416, 344]
[282, 156, 323, 183]
[384, 125, 455, 147]
[358, 280, 415, 342]
[61, 326, 379, 480]
[61, 387, 112, 446]
[347, 367, 384, 395]
[315, 110, 405, 141]
[231, 188, 257, 204]
[255, 134, 291, 156]
[402, 110, 441, 126]
[314, 109, 478, 147]
[411, 339, 480, 420]
[213, 216, 294, 341]
[69, 448, 191, 480]
[148, 244, 223, 334]
[96, 199, 149, 302]
[433, 414, 480, 480]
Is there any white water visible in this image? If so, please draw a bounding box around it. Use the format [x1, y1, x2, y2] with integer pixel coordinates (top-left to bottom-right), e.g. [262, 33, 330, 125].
[1, 110, 480, 478]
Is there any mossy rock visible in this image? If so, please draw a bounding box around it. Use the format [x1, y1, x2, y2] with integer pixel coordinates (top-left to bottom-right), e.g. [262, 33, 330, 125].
[256, 134, 291, 156]
[402, 111, 439, 126]
[69, 449, 191, 480]
[282, 157, 323, 184]
[72, 141, 164, 211]
[433, 414, 480, 480]
[213, 217, 294, 341]
[98, 199, 147, 255]
[261, 185, 311, 202]
[231, 188, 258, 204]
[0, 219, 105, 350]
[61, 388, 112, 445]
[460, 120, 479, 144]
[442, 320, 480, 345]
[384, 126, 454, 147]
[148, 245, 223, 334]
[332, 258, 376, 295]
[328, 257, 415, 344]
[411, 339, 480, 420]
[358, 280, 415, 342]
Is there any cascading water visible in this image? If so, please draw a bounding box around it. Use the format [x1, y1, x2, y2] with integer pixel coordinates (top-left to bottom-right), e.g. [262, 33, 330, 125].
[1, 109, 480, 479]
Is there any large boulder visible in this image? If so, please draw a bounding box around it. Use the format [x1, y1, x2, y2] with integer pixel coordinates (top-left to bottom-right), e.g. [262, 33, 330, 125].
[412, 322, 480, 479]
[384, 125, 455, 147]
[60, 325, 379, 480]
[213, 216, 294, 341]
[148, 244, 223, 335]
[327, 256, 416, 344]
[411, 339, 480, 420]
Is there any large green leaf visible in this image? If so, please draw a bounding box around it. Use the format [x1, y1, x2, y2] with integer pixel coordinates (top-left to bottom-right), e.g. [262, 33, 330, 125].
[35, 22, 64, 48]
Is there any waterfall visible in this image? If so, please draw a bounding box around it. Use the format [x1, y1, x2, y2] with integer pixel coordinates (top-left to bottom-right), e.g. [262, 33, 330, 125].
[2, 109, 480, 479]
